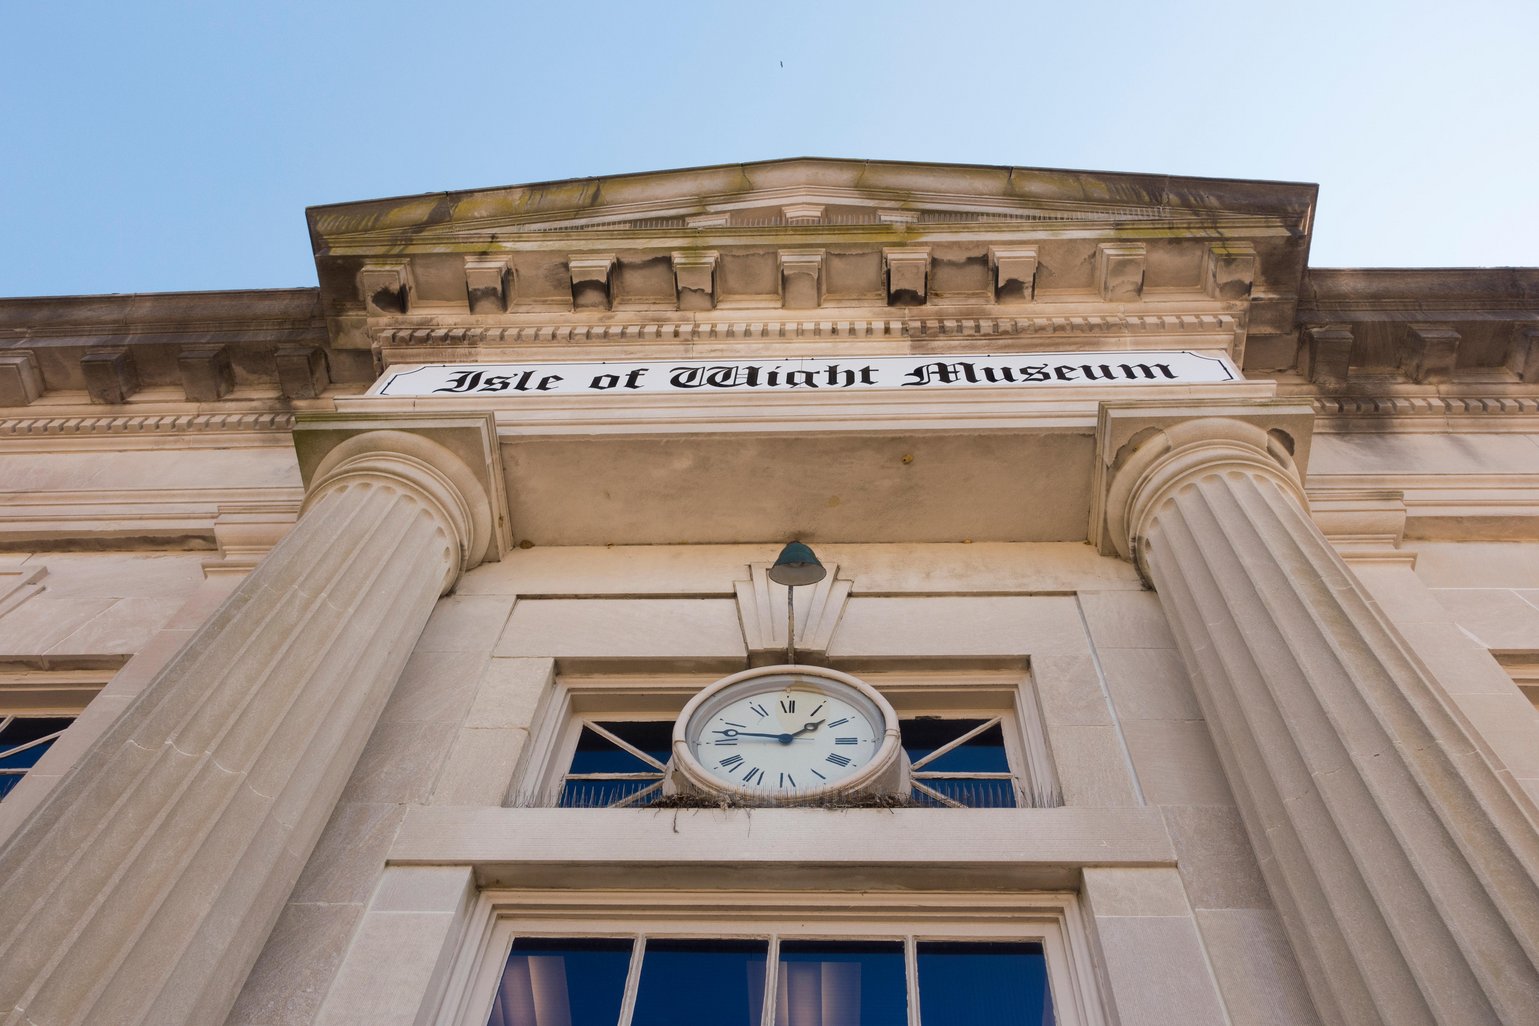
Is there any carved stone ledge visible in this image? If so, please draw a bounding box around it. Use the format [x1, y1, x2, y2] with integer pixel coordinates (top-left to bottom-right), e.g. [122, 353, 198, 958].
[0, 411, 295, 440]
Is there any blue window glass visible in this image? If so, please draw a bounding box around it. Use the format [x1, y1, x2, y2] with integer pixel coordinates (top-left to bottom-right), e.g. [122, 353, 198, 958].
[902, 720, 1009, 773]
[916, 942, 1055, 1026]
[776, 941, 906, 1026]
[0, 716, 73, 800]
[560, 721, 672, 808]
[630, 939, 769, 1026]
[903, 719, 1017, 808]
[487, 937, 632, 1026]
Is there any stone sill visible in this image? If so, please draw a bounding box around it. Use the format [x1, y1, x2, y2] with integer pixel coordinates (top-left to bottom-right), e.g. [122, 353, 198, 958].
[391, 805, 1173, 890]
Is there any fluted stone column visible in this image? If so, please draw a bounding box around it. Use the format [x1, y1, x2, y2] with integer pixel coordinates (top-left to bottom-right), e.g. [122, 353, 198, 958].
[1101, 409, 1539, 1025]
[0, 416, 504, 1026]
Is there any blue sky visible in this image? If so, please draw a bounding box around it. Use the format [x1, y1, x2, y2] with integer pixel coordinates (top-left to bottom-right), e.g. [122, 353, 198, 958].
[3, 0, 1536, 296]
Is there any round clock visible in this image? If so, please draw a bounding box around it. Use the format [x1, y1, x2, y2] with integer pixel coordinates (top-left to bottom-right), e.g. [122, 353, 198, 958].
[670, 665, 906, 803]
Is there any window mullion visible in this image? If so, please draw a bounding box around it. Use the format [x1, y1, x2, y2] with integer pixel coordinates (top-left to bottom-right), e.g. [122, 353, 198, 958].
[905, 935, 921, 1026]
[760, 935, 780, 1026]
[616, 935, 646, 1026]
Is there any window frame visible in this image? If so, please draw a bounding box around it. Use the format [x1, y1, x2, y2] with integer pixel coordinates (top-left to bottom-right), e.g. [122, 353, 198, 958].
[513, 669, 1060, 809]
[435, 889, 1106, 1026]
[0, 666, 110, 801]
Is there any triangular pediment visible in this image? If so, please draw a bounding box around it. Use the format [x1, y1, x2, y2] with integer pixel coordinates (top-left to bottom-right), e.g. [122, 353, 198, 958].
[308, 159, 1317, 366]
[308, 157, 1315, 250]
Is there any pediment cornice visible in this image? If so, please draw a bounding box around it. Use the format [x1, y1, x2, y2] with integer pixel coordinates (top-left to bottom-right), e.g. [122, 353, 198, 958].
[308, 158, 1316, 252]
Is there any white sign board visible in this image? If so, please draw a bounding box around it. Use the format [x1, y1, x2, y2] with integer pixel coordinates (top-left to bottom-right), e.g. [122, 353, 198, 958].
[372, 350, 1238, 398]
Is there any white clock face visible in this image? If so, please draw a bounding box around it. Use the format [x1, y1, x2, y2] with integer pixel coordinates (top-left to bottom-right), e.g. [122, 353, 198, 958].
[687, 678, 882, 795]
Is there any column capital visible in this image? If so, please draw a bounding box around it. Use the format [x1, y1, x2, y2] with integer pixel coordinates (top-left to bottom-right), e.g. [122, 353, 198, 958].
[1092, 399, 1315, 566]
[293, 412, 509, 592]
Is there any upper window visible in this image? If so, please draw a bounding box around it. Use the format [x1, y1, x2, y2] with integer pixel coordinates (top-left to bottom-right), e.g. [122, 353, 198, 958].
[521, 670, 1060, 810]
[0, 715, 75, 800]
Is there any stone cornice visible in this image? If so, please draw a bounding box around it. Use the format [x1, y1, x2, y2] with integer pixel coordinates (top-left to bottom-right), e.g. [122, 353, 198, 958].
[371, 312, 1242, 348]
[308, 158, 1317, 244]
[0, 411, 297, 449]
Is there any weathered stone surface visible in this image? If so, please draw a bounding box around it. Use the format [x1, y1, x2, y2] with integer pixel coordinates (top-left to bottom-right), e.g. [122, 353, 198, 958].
[0, 350, 43, 405]
[80, 346, 139, 404]
[177, 343, 235, 401]
[275, 344, 329, 398]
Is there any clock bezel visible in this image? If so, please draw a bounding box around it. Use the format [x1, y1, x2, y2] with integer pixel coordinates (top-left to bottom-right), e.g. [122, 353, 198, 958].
[670, 664, 904, 803]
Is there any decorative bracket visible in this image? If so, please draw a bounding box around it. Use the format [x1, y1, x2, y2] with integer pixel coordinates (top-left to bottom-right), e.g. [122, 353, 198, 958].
[568, 254, 616, 310]
[778, 250, 825, 310]
[464, 256, 513, 314]
[671, 250, 719, 311]
[883, 247, 930, 306]
[736, 561, 851, 667]
[989, 246, 1038, 304]
[1096, 243, 1145, 301]
[358, 262, 412, 315]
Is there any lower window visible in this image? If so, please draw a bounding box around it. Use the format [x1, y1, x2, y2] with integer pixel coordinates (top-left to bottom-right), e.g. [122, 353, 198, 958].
[487, 935, 1054, 1026]
[440, 893, 1101, 1026]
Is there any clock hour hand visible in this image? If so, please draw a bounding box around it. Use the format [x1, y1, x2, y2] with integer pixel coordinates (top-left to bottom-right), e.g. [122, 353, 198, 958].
[789, 719, 825, 737]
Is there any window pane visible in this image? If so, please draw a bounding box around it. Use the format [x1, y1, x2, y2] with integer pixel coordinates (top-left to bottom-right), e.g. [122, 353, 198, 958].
[916, 942, 1054, 1026]
[776, 941, 906, 1026]
[0, 716, 74, 770]
[558, 778, 661, 809]
[901, 720, 1009, 773]
[911, 778, 1018, 809]
[631, 939, 768, 1026]
[568, 722, 673, 773]
[487, 937, 632, 1026]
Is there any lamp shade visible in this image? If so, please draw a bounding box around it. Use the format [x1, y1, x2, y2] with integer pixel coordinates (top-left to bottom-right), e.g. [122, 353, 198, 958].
[767, 541, 827, 586]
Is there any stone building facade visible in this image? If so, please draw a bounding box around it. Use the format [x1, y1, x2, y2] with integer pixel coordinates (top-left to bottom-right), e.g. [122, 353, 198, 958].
[1, 158, 1538, 1025]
